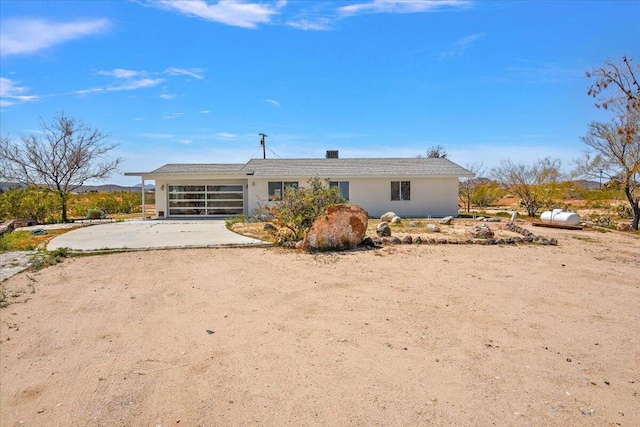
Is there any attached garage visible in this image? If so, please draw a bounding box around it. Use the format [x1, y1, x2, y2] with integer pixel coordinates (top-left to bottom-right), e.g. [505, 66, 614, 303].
[167, 184, 244, 217]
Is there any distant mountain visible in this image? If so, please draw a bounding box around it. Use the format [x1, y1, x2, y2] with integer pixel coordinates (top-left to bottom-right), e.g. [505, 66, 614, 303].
[0, 182, 154, 193]
[571, 180, 601, 190]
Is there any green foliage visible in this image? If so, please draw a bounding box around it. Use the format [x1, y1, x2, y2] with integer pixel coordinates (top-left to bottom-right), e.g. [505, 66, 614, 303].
[69, 192, 144, 216]
[0, 230, 38, 251]
[268, 177, 345, 241]
[470, 182, 504, 207]
[0, 188, 147, 223]
[225, 213, 249, 227]
[0, 186, 60, 223]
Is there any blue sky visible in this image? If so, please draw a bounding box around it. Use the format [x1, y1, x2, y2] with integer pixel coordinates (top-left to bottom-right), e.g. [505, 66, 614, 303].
[1, 0, 639, 186]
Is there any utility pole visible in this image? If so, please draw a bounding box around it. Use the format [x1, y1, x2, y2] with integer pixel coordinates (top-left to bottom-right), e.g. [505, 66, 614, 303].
[259, 133, 267, 159]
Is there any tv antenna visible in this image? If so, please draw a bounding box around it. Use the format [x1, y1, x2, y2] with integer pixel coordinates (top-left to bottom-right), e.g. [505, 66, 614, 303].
[259, 133, 267, 159]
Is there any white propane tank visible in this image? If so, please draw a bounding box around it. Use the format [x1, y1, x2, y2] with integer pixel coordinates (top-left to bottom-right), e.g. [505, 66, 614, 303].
[540, 209, 580, 226]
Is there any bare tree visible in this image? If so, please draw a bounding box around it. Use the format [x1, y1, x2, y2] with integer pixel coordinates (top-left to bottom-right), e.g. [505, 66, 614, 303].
[426, 145, 448, 158]
[417, 145, 448, 159]
[0, 113, 122, 222]
[579, 56, 640, 230]
[577, 114, 639, 229]
[459, 162, 484, 213]
[492, 158, 561, 217]
[587, 55, 639, 113]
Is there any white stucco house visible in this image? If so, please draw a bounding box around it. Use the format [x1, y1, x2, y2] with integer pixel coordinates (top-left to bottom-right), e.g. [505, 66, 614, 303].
[125, 154, 474, 219]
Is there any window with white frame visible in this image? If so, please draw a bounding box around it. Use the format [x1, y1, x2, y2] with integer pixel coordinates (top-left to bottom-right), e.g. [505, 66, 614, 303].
[391, 181, 410, 201]
[268, 181, 298, 200]
[329, 181, 350, 200]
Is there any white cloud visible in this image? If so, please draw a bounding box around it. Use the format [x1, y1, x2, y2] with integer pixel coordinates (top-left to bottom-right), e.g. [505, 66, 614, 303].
[176, 139, 193, 145]
[108, 78, 165, 91]
[0, 77, 39, 107]
[266, 98, 282, 108]
[440, 32, 484, 58]
[76, 70, 165, 96]
[287, 18, 332, 31]
[162, 112, 185, 120]
[0, 18, 110, 56]
[216, 132, 238, 139]
[339, 0, 471, 16]
[159, 93, 178, 100]
[164, 67, 206, 80]
[198, 110, 211, 114]
[98, 69, 143, 79]
[140, 133, 176, 139]
[153, 0, 280, 28]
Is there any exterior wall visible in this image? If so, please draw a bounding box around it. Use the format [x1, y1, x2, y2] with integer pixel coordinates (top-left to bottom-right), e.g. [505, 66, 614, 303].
[246, 176, 460, 218]
[153, 176, 248, 217]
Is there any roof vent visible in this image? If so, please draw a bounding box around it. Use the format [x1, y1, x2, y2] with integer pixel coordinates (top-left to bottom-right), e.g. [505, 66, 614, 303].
[326, 150, 339, 159]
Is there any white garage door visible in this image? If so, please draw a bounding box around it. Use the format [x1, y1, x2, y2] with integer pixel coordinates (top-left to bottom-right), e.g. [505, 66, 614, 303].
[168, 184, 244, 217]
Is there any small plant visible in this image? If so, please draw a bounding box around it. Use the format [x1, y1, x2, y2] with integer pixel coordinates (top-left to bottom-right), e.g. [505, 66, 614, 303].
[225, 213, 249, 227]
[268, 177, 345, 241]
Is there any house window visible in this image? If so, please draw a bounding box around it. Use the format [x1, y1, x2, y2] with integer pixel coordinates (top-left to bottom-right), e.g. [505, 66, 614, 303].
[329, 181, 350, 200]
[268, 181, 298, 200]
[391, 181, 411, 201]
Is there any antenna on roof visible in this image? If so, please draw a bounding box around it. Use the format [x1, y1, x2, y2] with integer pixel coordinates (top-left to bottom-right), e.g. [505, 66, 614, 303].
[259, 133, 267, 159]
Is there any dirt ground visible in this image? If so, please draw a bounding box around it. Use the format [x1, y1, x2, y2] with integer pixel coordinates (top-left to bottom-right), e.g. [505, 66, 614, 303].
[1, 225, 638, 426]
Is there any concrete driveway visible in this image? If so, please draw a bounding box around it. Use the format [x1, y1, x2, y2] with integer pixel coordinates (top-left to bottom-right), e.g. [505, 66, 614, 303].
[47, 220, 270, 251]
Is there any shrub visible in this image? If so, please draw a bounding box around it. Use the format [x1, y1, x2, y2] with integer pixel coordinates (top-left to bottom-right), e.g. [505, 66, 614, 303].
[268, 177, 345, 241]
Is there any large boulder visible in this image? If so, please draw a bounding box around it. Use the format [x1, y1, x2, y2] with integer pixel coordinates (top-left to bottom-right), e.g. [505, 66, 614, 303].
[391, 216, 402, 224]
[470, 224, 494, 239]
[426, 224, 440, 233]
[380, 212, 396, 222]
[302, 204, 369, 252]
[376, 222, 391, 237]
[440, 216, 454, 225]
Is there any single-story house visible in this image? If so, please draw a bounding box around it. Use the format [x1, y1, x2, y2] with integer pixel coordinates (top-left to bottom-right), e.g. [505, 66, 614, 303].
[125, 153, 474, 219]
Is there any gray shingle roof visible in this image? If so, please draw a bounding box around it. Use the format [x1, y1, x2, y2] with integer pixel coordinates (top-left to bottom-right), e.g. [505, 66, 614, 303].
[241, 158, 473, 177]
[131, 158, 474, 178]
[149, 164, 245, 174]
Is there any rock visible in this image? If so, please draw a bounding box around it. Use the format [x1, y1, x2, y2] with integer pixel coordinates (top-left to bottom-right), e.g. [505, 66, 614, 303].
[408, 221, 417, 227]
[617, 222, 632, 232]
[276, 228, 296, 243]
[263, 223, 277, 233]
[469, 224, 494, 239]
[426, 224, 440, 233]
[389, 236, 402, 244]
[495, 238, 505, 245]
[391, 216, 402, 224]
[376, 222, 391, 237]
[484, 217, 501, 222]
[549, 238, 558, 246]
[372, 236, 383, 246]
[302, 204, 369, 252]
[401, 235, 413, 244]
[360, 236, 376, 247]
[380, 212, 396, 222]
[413, 236, 422, 244]
[475, 216, 486, 221]
[440, 216, 453, 225]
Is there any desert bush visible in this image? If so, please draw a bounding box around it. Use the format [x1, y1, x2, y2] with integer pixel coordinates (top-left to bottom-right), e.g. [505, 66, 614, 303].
[470, 182, 504, 207]
[69, 192, 144, 216]
[268, 177, 345, 241]
[0, 186, 60, 223]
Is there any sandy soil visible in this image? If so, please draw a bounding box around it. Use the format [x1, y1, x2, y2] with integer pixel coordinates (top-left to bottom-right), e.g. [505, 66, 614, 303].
[1, 225, 639, 426]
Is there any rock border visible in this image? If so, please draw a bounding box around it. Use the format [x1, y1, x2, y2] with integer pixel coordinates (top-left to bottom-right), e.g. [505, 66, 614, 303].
[360, 223, 557, 247]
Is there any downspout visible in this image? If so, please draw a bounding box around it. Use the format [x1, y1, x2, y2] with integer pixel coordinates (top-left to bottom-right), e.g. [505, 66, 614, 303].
[141, 177, 146, 220]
